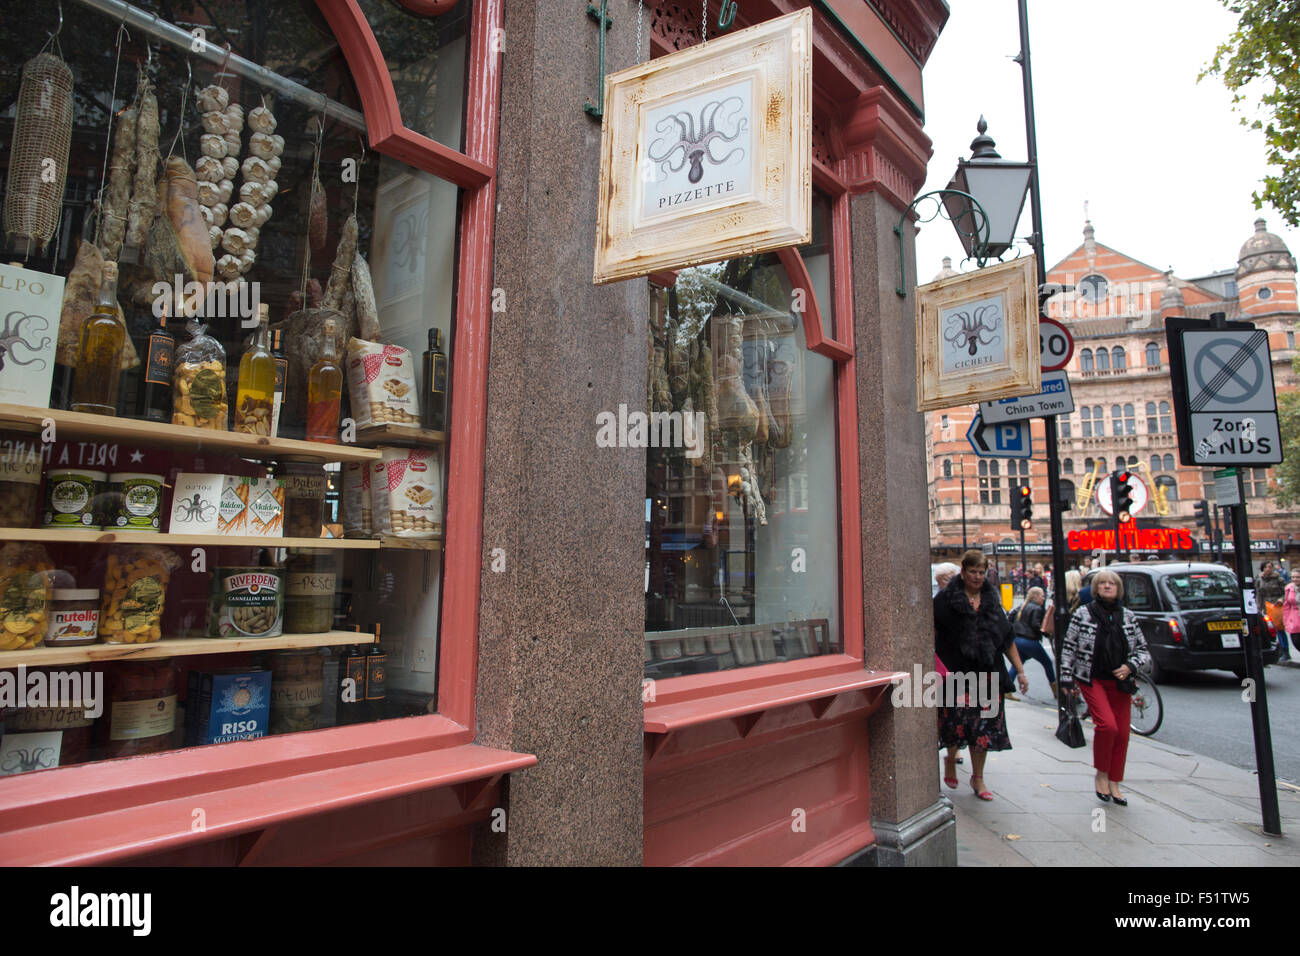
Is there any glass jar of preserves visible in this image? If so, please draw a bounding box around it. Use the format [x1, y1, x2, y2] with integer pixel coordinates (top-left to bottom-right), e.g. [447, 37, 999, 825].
[97, 659, 177, 759]
[283, 550, 337, 634]
[0, 434, 41, 529]
[268, 649, 325, 734]
[277, 462, 326, 539]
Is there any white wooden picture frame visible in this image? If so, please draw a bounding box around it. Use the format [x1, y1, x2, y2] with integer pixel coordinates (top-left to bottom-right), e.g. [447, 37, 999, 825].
[593, 8, 812, 284]
[916, 256, 1040, 412]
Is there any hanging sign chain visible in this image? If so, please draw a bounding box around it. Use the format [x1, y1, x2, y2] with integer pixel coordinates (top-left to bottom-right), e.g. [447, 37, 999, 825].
[637, 0, 643, 63]
[702, 0, 707, 43]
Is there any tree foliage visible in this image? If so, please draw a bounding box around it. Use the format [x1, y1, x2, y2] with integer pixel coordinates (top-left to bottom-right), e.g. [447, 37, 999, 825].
[1203, 1, 1300, 227]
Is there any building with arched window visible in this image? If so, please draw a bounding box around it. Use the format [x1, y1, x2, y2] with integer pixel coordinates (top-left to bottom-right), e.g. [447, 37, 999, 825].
[926, 217, 1300, 568]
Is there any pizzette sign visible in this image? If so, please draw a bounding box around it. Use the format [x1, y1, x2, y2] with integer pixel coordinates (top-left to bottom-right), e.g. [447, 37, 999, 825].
[593, 8, 812, 284]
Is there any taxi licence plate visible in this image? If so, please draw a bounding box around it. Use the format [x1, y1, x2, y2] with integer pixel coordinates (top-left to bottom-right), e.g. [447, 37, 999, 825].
[1207, 621, 1244, 631]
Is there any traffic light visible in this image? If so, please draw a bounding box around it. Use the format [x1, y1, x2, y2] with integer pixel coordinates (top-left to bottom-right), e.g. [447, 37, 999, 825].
[1193, 499, 1211, 535]
[1011, 484, 1033, 531]
[1112, 470, 1135, 523]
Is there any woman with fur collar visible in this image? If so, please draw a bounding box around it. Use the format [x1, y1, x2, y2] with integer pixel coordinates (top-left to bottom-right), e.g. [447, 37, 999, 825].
[935, 550, 1028, 800]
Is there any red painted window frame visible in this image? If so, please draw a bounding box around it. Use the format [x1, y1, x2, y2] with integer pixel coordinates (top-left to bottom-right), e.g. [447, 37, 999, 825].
[0, 0, 503, 852]
[644, 30, 867, 709]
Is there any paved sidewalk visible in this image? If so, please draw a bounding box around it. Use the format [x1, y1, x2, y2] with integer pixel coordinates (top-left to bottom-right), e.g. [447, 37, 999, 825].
[948, 695, 1300, 866]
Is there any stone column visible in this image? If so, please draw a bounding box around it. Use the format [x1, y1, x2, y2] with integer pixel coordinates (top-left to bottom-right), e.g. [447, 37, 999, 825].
[472, 0, 646, 866]
[852, 189, 956, 866]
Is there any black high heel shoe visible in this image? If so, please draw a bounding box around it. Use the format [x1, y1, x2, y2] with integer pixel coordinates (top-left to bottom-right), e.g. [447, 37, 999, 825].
[1096, 791, 1111, 803]
[1110, 793, 1128, 806]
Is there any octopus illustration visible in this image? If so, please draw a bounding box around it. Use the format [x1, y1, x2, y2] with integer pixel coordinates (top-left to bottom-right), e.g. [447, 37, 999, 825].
[174, 493, 216, 523]
[944, 304, 1003, 357]
[2, 746, 56, 774]
[647, 96, 748, 184]
[0, 311, 50, 372]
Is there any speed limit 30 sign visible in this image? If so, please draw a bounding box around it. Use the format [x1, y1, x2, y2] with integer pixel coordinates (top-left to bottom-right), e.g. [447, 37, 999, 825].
[1039, 317, 1074, 372]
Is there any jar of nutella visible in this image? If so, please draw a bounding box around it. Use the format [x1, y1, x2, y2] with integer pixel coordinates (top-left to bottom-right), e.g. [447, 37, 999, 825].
[45, 589, 100, 646]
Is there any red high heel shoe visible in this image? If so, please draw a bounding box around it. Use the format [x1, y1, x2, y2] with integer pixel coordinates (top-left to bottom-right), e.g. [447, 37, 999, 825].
[943, 754, 958, 789]
[970, 777, 993, 801]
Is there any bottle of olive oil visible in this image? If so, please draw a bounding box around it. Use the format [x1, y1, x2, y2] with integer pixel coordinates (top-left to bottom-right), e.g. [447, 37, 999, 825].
[70, 261, 126, 416]
[138, 303, 174, 422]
[421, 328, 447, 431]
[306, 319, 343, 443]
[235, 304, 275, 436]
[271, 327, 288, 436]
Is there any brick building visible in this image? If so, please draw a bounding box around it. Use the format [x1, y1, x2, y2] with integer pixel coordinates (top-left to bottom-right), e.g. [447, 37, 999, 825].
[926, 217, 1300, 573]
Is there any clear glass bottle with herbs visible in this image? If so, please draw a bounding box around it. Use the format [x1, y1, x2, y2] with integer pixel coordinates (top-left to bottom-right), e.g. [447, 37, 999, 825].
[70, 261, 126, 416]
[235, 304, 275, 436]
[306, 319, 343, 443]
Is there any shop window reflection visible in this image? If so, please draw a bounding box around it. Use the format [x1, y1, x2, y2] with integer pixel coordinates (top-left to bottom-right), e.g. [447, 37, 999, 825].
[644, 254, 841, 677]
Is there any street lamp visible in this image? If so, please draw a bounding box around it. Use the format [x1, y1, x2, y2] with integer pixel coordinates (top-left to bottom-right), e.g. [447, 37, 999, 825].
[943, 117, 1033, 261]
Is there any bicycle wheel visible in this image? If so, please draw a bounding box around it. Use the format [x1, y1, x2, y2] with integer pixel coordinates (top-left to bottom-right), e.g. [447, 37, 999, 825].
[1129, 674, 1163, 736]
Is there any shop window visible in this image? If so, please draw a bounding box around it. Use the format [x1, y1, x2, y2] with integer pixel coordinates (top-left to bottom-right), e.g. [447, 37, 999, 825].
[0, 0, 482, 775]
[1146, 343, 1160, 369]
[644, 252, 843, 674]
[354, 0, 470, 151]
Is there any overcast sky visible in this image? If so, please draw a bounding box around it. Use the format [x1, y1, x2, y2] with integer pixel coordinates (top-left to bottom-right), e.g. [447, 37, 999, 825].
[912, 0, 1300, 286]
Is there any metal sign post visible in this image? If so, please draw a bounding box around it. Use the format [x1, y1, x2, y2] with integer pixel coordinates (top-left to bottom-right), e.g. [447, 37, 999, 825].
[1227, 470, 1282, 836]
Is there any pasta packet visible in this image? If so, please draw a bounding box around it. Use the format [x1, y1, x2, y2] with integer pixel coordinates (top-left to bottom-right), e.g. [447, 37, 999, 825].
[173, 318, 229, 430]
[0, 543, 54, 650]
[99, 545, 181, 644]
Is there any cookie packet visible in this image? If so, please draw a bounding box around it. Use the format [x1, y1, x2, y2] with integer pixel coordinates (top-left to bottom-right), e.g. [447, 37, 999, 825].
[370, 446, 442, 539]
[345, 338, 419, 428]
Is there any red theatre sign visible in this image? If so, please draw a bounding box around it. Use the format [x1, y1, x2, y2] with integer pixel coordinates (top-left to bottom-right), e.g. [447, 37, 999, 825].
[1067, 526, 1196, 552]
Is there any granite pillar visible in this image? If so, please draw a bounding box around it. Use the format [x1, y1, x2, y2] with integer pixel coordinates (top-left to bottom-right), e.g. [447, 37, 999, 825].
[471, 0, 646, 866]
[851, 189, 956, 865]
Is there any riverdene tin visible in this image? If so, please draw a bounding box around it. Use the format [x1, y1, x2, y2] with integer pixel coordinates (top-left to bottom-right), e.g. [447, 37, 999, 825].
[104, 472, 163, 531]
[209, 567, 284, 638]
[42, 469, 106, 528]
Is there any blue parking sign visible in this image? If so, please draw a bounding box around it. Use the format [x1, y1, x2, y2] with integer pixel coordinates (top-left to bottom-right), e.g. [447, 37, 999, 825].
[966, 411, 1032, 459]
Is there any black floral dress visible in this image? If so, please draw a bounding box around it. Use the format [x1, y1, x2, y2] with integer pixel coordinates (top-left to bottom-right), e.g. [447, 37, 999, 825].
[934, 576, 1013, 752]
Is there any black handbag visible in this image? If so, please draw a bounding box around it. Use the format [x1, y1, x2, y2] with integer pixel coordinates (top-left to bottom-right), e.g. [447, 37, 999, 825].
[1055, 700, 1086, 749]
[1117, 675, 1138, 695]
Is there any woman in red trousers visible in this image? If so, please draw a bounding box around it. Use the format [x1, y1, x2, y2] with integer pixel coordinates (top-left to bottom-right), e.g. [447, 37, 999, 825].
[1059, 569, 1151, 805]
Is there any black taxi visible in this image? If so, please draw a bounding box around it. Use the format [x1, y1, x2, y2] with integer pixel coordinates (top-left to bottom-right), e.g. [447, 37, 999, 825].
[1080, 562, 1281, 683]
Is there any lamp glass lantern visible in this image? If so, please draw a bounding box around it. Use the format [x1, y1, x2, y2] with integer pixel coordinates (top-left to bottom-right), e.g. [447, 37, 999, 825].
[942, 118, 1033, 261]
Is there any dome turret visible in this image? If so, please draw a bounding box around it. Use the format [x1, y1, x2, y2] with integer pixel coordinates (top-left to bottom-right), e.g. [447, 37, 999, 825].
[1236, 218, 1296, 278]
